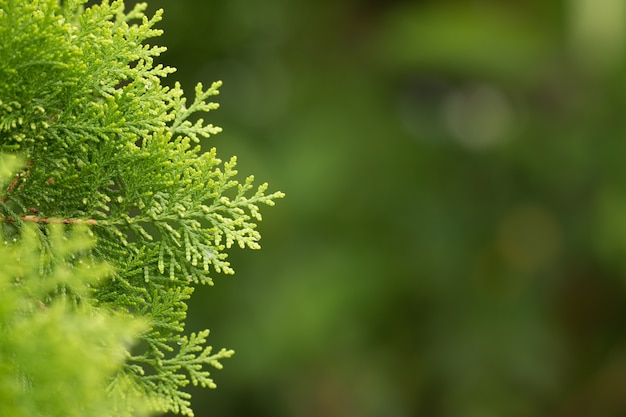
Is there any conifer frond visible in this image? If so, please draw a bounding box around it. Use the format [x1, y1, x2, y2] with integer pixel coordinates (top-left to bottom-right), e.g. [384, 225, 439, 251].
[0, 214, 147, 417]
[0, 0, 283, 415]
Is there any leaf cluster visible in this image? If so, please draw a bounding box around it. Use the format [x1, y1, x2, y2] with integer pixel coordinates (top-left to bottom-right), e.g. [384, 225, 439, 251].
[0, 1, 283, 415]
[0, 157, 148, 417]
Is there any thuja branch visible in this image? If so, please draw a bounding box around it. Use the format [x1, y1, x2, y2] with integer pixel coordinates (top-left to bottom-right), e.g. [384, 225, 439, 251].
[0, 1, 283, 415]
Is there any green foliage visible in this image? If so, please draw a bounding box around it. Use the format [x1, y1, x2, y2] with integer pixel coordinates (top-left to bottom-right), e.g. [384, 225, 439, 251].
[0, 210, 148, 417]
[0, 0, 283, 416]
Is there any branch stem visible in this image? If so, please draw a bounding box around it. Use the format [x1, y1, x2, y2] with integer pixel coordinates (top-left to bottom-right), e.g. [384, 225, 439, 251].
[0, 214, 98, 225]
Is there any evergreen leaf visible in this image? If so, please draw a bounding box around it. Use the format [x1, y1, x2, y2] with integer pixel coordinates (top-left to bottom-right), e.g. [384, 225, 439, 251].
[0, 0, 283, 415]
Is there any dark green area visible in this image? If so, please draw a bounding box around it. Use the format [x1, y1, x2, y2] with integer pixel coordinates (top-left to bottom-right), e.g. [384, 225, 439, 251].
[137, 1, 626, 415]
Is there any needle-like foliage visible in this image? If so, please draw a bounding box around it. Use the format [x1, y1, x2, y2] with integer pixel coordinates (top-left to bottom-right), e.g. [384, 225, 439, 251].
[0, 1, 283, 415]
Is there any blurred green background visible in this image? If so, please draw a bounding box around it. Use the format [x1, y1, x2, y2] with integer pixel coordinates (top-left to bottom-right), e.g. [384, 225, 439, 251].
[135, 0, 626, 415]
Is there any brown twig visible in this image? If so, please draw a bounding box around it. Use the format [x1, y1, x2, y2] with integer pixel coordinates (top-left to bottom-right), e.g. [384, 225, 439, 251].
[0, 214, 97, 225]
[2, 164, 32, 202]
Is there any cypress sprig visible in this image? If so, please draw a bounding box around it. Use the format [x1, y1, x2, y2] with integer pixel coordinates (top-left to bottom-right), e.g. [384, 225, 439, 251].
[0, 1, 283, 416]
